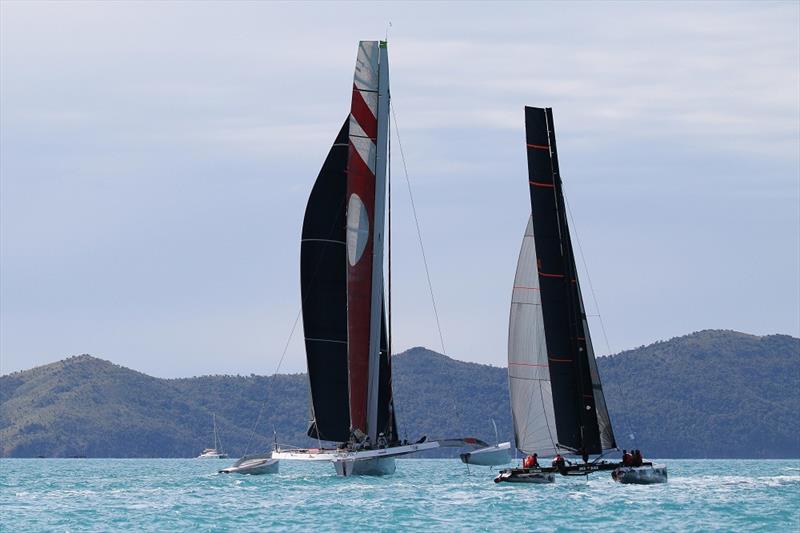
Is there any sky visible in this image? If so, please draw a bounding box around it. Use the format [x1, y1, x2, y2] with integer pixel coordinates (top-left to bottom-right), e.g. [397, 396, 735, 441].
[1, 1, 798, 378]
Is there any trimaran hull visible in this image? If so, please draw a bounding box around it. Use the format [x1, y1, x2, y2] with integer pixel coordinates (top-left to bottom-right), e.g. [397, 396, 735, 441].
[275, 442, 441, 476]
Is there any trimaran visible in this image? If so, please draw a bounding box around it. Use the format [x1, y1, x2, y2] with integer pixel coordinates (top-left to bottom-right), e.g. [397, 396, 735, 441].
[494, 107, 667, 484]
[272, 40, 441, 476]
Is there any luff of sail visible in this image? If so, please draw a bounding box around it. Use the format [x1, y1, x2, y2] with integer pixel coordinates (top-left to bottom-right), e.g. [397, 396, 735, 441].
[508, 217, 559, 456]
[345, 40, 390, 443]
[523, 106, 616, 455]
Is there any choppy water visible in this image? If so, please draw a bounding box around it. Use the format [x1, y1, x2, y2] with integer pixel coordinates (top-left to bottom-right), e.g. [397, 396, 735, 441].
[1, 459, 798, 531]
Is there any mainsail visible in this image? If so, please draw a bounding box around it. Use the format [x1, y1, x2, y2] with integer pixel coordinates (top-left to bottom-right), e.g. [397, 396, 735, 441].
[508, 106, 616, 457]
[301, 41, 395, 445]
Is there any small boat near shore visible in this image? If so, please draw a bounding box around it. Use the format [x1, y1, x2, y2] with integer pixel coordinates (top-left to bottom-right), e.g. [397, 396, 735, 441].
[197, 414, 228, 459]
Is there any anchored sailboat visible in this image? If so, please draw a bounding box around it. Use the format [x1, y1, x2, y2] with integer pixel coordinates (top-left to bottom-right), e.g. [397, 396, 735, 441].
[197, 413, 228, 459]
[495, 107, 666, 484]
[274, 40, 438, 476]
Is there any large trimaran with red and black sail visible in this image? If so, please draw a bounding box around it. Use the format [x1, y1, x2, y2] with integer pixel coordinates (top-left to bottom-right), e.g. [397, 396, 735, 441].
[495, 107, 667, 484]
[272, 40, 441, 476]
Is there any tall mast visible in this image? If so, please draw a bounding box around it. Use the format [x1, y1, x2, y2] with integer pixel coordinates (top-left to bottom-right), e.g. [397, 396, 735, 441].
[366, 41, 390, 443]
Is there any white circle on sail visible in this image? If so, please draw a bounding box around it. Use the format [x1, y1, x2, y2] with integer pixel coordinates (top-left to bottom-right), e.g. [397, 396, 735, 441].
[346, 194, 369, 266]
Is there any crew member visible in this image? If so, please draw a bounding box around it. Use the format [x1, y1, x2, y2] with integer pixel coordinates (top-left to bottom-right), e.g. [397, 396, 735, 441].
[523, 453, 539, 468]
[622, 449, 633, 466]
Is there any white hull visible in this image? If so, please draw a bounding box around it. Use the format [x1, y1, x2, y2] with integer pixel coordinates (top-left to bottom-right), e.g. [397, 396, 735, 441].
[334, 456, 396, 476]
[330, 441, 440, 477]
[612, 464, 668, 484]
[197, 452, 228, 459]
[219, 455, 279, 475]
[460, 441, 511, 466]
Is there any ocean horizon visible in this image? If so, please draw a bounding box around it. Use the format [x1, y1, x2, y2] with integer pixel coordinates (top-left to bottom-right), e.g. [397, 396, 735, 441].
[2, 458, 798, 531]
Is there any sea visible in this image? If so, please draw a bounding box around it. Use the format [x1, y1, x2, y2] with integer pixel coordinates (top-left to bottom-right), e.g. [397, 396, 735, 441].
[1, 459, 798, 531]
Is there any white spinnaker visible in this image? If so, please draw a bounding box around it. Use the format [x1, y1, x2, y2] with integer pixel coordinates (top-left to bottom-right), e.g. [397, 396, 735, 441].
[508, 216, 559, 456]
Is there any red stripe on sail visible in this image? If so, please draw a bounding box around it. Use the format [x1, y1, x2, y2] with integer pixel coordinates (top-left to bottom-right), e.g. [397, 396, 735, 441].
[351, 85, 377, 140]
[346, 135, 376, 436]
[538, 271, 564, 278]
[527, 143, 550, 151]
[529, 180, 555, 188]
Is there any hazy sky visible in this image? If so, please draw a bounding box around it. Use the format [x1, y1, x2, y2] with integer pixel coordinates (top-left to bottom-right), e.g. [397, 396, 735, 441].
[1, 1, 798, 378]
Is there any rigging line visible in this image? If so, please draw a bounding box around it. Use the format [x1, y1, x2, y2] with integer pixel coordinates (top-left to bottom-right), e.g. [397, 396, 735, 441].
[563, 187, 634, 450]
[242, 306, 303, 456]
[389, 101, 446, 356]
[562, 191, 613, 357]
[391, 101, 467, 445]
[244, 172, 350, 455]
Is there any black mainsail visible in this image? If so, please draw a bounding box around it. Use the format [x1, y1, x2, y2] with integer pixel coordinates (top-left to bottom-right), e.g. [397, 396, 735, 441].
[514, 106, 616, 457]
[301, 120, 351, 442]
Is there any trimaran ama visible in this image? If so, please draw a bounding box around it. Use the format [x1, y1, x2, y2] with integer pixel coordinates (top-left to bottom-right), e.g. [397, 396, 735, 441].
[272, 40, 442, 476]
[495, 107, 667, 484]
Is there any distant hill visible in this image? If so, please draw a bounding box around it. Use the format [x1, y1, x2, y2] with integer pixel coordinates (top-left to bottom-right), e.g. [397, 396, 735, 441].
[1, 330, 798, 458]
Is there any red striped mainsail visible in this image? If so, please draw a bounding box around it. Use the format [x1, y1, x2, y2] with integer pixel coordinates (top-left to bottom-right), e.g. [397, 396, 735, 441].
[345, 41, 388, 440]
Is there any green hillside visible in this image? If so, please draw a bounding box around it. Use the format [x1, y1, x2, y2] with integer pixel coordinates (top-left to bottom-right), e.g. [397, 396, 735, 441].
[1, 330, 797, 458]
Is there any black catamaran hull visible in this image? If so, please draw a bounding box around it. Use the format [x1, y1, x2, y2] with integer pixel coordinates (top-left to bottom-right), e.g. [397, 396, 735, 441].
[495, 467, 556, 484]
[612, 464, 668, 484]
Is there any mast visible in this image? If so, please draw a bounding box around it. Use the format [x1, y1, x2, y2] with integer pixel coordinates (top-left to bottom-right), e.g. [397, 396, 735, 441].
[366, 42, 390, 443]
[213, 414, 218, 450]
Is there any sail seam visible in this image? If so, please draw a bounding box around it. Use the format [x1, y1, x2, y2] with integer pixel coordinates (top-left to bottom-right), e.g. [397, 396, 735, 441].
[301, 238, 345, 245]
[305, 338, 347, 344]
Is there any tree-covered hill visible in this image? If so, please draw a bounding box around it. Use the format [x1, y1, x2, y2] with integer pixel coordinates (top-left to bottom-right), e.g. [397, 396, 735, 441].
[1, 330, 797, 458]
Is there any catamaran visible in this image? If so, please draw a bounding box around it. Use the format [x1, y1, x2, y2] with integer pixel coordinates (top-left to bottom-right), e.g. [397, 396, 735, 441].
[278, 40, 439, 476]
[495, 107, 667, 485]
